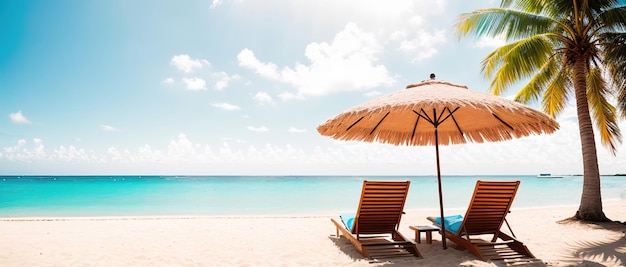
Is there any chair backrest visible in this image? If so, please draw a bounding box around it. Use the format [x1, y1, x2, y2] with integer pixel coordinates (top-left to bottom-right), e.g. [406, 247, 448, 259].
[458, 180, 520, 236]
[353, 180, 410, 236]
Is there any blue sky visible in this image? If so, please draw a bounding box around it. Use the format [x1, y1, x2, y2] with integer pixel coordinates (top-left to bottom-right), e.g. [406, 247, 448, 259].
[1, 0, 624, 175]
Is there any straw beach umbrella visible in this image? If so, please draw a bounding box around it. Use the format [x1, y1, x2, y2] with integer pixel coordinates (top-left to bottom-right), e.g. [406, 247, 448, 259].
[317, 74, 559, 249]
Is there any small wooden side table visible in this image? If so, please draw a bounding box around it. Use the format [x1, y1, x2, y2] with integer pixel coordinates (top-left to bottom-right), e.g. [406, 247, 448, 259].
[409, 225, 439, 244]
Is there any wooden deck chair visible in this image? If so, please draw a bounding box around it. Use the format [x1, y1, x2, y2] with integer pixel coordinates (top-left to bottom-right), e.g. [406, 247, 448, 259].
[331, 180, 422, 260]
[427, 180, 535, 261]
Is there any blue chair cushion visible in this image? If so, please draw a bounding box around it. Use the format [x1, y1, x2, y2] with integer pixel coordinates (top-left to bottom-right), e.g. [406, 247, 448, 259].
[434, 214, 464, 234]
[339, 212, 356, 232]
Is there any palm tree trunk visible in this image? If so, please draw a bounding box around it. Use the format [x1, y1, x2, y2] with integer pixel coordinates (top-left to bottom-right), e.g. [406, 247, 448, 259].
[572, 59, 608, 222]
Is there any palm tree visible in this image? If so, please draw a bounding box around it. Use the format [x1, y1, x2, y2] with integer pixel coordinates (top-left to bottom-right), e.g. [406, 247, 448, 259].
[456, 0, 626, 222]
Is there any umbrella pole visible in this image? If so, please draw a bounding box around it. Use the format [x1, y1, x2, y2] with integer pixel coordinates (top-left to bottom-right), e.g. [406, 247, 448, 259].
[435, 127, 447, 249]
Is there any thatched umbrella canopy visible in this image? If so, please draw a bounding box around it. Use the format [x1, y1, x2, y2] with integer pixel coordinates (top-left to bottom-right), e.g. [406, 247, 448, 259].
[317, 76, 559, 249]
[318, 79, 558, 146]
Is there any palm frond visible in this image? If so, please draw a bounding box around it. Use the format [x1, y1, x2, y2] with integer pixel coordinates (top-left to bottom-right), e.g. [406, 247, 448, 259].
[619, 84, 626, 119]
[456, 8, 556, 41]
[459, 0, 626, 155]
[594, 7, 626, 33]
[500, 0, 549, 13]
[600, 32, 626, 118]
[535, 0, 586, 20]
[515, 53, 560, 104]
[587, 67, 622, 155]
[481, 43, 514, 79]
[599, 32, 626, 70]
[588, 0, 626, 15]
[541, 64, 571, 117]
[483, 35, 554, 95]
[599, 6, 626, 27]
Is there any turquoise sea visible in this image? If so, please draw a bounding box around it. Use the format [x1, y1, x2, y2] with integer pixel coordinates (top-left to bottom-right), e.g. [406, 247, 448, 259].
[1, 175, 625, 217]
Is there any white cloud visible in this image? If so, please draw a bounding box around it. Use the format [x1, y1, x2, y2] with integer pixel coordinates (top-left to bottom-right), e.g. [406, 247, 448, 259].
[396, 29, 447, 62]
[53, 145, 91, 162]
[474, 35, 506, 48]
[365, 90, 382, 97]
[247, 126, 269, 132]
[2, 139, 37, 161]
[238, 23, 395, 99]
[232, 1, 448, 64]
[212, 72, 240, 90]
[171, 54, 209, 73]
[211, 102, 240, 111]
[288, 127, 307, 133]
[182, 77, 207, 90]
[278, 91, 305, 101]
[168, 55, 237, 91]
[162, 77, 175, 84]
[106, 147, 125, 162]
[167, 133, 197, 160]
[210, 0, 223, 9]
[136, 144, 165, 162]
[1, 123, 624, 175]
[2, 139, 26, 159]
[237, 49, 280, 80]
[1, 139, 92, 163]
[32, 138, 46, 159]
[101, 125, 119, 132]
[231, 0, 446, 32]
[9, 111, 31, 124]
[253, 91, 274, 105]
[222, 137, 247, 144]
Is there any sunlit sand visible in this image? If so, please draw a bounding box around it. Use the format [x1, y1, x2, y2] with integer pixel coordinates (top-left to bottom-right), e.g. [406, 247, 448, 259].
[1, 201, 624, 266]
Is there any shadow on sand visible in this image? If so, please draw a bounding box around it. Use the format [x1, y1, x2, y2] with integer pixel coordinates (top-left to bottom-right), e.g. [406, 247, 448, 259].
[327, 234, 422, 266]
[328, 234, 549, 266]
[556, 218, 626, 266]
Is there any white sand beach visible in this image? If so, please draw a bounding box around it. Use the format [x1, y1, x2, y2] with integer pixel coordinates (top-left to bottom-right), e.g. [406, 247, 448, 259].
[1, 200, 625, 267]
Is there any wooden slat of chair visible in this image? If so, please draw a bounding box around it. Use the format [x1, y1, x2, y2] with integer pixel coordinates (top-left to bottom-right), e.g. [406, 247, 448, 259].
[462, 181, 518, 236]
[333, 180, 422, 260]
[428, 180, 535, 261]
[355, 181, 409, 236]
